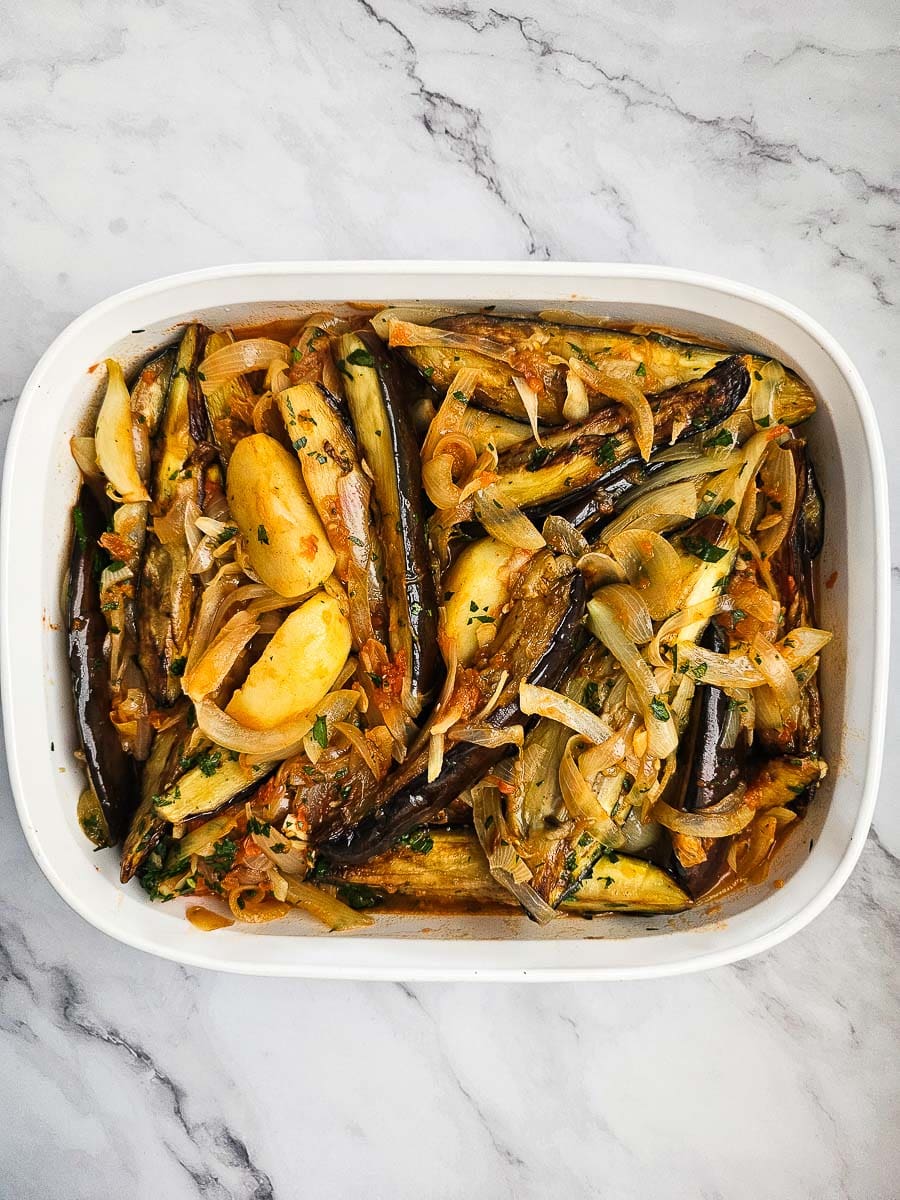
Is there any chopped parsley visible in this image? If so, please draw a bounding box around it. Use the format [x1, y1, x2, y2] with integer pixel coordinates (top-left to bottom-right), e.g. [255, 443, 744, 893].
[346, 347, 375, 368]
[336, 883, 384, 910]
[423, 366, 435, 379]
[526, 446, 552, 471]
[649, 697, 671, 721]
[567, 341, 597, 368]
[399, 827, 434, 854]
[453, 390, 466, 401]
[704, 429, 734, 448]
[246, 817, 272, 836]
[198, 749, 223, 777]
[257, 524, 269, 545]
[312, 714, 328, 749]
[73, 505, 87, 550]
[635, 362, 647, 377]
[290, 346, 303, 362]
[681, 534, 728, 563]
[292, 436, 307, 451]
[367, 672, 384, 688]
[595, 437, 618, 467]
[170, 656, 187, 677]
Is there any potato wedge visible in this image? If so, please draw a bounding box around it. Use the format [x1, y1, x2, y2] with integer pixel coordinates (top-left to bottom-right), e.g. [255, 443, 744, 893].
[226, 433, 335, 597]
[226, 592, 351, 730]
[442, 538, 527, 665]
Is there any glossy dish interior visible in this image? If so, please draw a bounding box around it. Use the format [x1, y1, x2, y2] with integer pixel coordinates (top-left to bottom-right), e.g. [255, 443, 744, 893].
[1, 265, 886, 979]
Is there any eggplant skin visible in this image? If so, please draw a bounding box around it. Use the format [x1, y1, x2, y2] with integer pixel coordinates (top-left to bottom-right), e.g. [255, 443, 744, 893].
[401, 314, 813, 427]
[493, 355, 750, 510]
[673, 623, 748, 899]
[342, 329, 442, 712]
[319, 571, 586, 865]
[67, 486, 138, 844]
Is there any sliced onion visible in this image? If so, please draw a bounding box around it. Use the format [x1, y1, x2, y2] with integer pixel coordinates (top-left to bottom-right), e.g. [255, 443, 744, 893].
[449, 723, 525, 750]
[600, 480, 699, 545]
[750, 634, 800, 728]
[276, 876, 375, 930]
[647, 595, 733, 667]
[608, 529, 689, 621]
[519, 682, 614, 744]
[95, 359, 149, 502]
[512, 376, 543, 445]
[333, 720, 383, 779]
[653, 784, 755, 837]
[542, 515, 588, 557]
[199, 338, 291, 395]
[594, 583, 654, 645]
[70, 435, 103, 482]
[563, 369, 590, 422]
[576, 551, 628, 590]
[559, 735, 626, 845]
[473, 486, 545, 550]
[184, 610, 258, 701]
[250, 826, 308, 876]
[754, 442, 797, 557]
[568, 358, 655, 461]
[751, 360, 785, 431]
[470, 780, 557, 925]
[587, 593, 678, 759]
[370, 305, 464, 340]
[195, 689, 359, 760]
[422, 368, 481, 461]
[387, 318, 511, 362]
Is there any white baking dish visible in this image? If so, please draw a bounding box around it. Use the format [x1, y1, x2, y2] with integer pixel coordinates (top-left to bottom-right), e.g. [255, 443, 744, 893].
[0, 263, 888, 980]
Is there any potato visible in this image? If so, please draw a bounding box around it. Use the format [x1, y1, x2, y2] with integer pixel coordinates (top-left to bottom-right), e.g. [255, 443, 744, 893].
[226, 433, 335, 597]
[443, 538, 526, 665]
[226, 593, 351, 730]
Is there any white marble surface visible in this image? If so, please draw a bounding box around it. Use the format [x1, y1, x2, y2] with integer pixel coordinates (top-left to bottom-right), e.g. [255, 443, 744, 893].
[1, 1, 899, 1196]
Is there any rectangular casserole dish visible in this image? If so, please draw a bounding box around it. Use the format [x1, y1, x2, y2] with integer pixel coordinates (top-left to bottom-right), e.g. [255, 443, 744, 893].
[0, 262, 888, 980]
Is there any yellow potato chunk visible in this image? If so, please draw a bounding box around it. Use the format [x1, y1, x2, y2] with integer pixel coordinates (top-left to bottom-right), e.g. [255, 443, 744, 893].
[226, 433, 335, 597]
[443, 538, 525, 665]
[226, 593, 352, 730]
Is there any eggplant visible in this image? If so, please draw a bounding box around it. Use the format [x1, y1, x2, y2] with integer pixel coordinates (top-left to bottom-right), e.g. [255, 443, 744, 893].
[67, 486, 138, 843]
[490, 355, 750, 510]
[765, 443, 824, 755]
[337, 328, 441, 718]
[670, 623, 750, 898]
[277, 381, 388, 648]
[319, 829, 689, 914]
[120, 723, 181, 882]
[397, 314, 816, 428]
[320, 564, 586, 864]
[154, 324, 204, 506]
[151, 752, 273, 824]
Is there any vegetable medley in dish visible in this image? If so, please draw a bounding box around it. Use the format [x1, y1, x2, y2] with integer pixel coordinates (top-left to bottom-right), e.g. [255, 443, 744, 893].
[66, 306, 830, 932]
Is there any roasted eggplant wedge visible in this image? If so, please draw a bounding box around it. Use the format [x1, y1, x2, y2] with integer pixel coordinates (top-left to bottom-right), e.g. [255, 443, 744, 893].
[337, 328, 441, 720]
[67, 486, 138, 843]
[491, 355, 750, 509]
[390, 313, 817, 428]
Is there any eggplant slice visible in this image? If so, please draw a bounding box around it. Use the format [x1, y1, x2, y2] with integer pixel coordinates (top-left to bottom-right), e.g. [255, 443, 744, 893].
[67, 486, 138, 844]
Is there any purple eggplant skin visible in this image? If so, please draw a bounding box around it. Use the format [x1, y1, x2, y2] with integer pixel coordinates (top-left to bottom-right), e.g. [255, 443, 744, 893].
[320, 571, 586, 865]
[67, 486, 138, 844]
[672, 622, 749, 898]
[345, 329, 443, 713]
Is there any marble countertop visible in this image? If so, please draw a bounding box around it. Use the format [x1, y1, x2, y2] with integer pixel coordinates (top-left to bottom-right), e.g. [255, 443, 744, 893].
[1, 2, 898, 1196]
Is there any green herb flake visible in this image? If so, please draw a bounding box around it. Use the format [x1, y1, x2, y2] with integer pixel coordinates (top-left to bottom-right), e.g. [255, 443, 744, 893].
[714, 498, 736, 515]
[290, 346, 303, 362]
[292, 436, 308, 451]
[367, 672, 384, 688]
[423, 366, 435, 379]
[336, 358, 353, 380]
[526, 446, 552, 472]
[399, 827, 434, 855]
[257, 524, 270, 545]
[567, 342, 597, 368]
[453, 390, 467, 401]
[170, 656, 187, 677]
[199, 750, 223, 777]
[754, 370, 763, 381]
[336, 883, 384, 911]
[73, 505, 87, 550]
[634, 361, 647, 377]
[649, 697, 671, 721]
[704, 429, 734, 448]
[595, 437, 618, 468]
[346, 347, 376, 368]
[312, 714, 328, 749]
[681, 534, 728, 563]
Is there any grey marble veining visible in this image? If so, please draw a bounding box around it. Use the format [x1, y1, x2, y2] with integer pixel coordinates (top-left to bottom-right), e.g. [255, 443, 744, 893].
[1, 1, 898, 1196]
